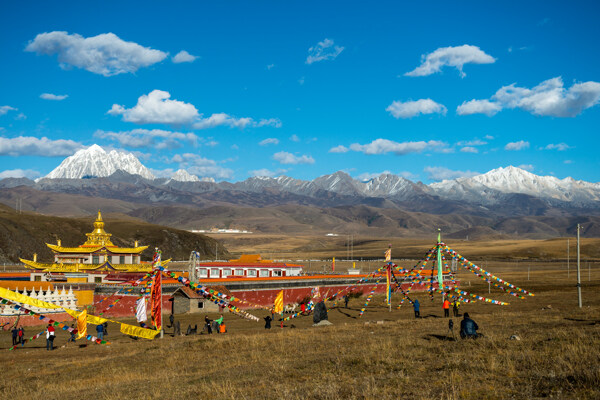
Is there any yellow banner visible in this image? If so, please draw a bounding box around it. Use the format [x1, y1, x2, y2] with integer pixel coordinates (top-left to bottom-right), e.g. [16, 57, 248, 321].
[76, 310, 87, 340]
[0, 286, 159, 340]
[273, 290, 283, 314]
[120, 323, 160, 340]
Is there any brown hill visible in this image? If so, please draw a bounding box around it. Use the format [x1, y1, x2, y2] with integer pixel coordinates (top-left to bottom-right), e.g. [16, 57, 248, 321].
[0, 204, 229, 264]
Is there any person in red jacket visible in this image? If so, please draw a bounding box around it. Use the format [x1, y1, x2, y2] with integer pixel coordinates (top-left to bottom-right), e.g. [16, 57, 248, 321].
[46, 324, 55, 351]
[443, 298, 450, 318]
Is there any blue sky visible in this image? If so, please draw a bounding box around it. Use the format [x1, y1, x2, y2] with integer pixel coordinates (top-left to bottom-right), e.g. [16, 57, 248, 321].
[1, 1, 599, 183]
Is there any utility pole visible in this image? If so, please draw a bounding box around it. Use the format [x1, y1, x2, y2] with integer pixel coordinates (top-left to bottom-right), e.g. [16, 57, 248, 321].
[567, 238, 570, 278]
[577, 224, 582, 308]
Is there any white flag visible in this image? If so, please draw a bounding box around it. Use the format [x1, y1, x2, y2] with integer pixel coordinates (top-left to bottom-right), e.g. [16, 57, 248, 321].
[136, 297, 147, 323]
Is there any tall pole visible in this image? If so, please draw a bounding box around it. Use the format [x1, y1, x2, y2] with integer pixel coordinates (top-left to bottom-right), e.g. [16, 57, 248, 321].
[437, 229, 443, 299]
[567, 238, 570, 278]
[577, 224, 582, 308]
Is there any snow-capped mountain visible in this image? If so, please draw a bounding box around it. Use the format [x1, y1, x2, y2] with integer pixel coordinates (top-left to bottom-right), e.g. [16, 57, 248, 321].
[45, 145, 155, 180]
[429, 166, 600, 205]
[168, 169, 200, 183]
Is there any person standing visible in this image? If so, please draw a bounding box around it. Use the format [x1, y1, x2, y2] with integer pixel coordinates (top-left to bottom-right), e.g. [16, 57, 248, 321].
[46, 324, 55, 350]
[264, 315, 272, 329]
[453, 300, 460, 317]
[300, 302, 306, 315]
[412, 299, 420, 318]
[18, 327, 24, 345]
[204, 316, 212, 334]
[96, 323, 104, 340]
[169, 313, 174, 328]
[344, 295, 349, 308]
[443, 298, 450, 318]
[11, 326, 19, 346]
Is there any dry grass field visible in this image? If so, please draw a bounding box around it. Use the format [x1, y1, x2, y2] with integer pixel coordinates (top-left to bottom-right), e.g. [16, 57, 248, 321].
[1, 259, 599, 399]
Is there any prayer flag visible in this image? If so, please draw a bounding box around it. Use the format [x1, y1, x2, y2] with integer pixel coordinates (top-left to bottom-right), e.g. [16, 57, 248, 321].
[136, 297, 147, 323]
[76, 310, 87, 340]
[273, 290, 284, 314]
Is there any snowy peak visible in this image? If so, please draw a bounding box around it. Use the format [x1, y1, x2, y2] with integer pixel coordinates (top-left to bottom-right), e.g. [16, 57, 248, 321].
[430, 166, 600, 204]
[169, 169, 200, 183]
[45, 145, 155, 180]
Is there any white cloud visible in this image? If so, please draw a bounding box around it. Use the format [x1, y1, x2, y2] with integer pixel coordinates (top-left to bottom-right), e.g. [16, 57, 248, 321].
[289, 134, 300, 142]
[172, 50, 198, 63]
[25, 31, 167, 76]
[386, 99, 447, 119]
[170, 152, 233, 179]
[460, 146, 478, 153]
[259, 138, 279, 146]
[249, 168, 287, 177]
[456, 99, 502, 116]
[356, 171, 391, 181]
[405, 45, 495, 78]
[40, 93, 68, 101]
[484, 135, 495, 140]
[108, 90, 281, 129]
[564, 160, 573, 164]
[518, 164, 534, 171]
[306, 38, 344, 64]
[108, 90, 199, 124]
[0, 169, 40, 180]
[459, 77, 600, 117]
[329, 145, 349, 153]
[94, 128, 198, 149]
[0, 136, 83, 156]
[193, 114, 281, 130]
[15, 113, 26, 120]
[349, 138, 447, 155]
[266, 64, 275, 70]
[456, 139, 487, 146]
[543, 143, 572, 151]
[0, 106, 17, 116]
[424, 166, 479, 181]
[505, 140, 530, 151]
[273, 151, 315, 165]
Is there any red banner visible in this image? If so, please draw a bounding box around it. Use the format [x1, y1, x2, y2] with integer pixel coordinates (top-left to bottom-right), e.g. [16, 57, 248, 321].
[150, 270, 162, 331]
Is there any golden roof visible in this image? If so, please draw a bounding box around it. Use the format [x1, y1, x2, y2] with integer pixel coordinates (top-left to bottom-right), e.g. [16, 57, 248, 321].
[47, 210, 147, 254]
[46, 244, 148, 254]
[20, 258, 171, 273]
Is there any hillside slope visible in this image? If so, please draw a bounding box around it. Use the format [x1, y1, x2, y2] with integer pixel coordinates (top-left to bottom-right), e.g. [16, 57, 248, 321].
[0, 204, 229, 264]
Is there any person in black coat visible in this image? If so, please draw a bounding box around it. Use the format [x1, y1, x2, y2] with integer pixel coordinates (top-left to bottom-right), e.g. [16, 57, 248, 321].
[264, 315, 272, 329]
[460, 312, 479, 339]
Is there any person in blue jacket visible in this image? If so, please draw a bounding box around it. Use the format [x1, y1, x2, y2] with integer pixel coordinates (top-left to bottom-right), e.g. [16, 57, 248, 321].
[460, 312, 479, 339]
[412, 299, 420, 318]
[96, 323, 104, 340]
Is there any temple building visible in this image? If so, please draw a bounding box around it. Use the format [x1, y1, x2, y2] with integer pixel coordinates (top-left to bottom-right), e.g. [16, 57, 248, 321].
[20, 211, 166, 274]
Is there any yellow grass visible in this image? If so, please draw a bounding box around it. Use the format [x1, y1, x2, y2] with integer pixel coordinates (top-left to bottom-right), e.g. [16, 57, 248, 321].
[1, 263, 600, 399]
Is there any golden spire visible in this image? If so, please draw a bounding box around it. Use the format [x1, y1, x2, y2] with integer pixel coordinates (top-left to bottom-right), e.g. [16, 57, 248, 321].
[84, 210, 113, 246]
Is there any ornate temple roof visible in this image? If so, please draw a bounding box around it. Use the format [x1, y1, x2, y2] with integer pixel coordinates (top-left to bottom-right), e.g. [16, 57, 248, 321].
[20, 259, 171, 272]
[45, 211, 147, 254]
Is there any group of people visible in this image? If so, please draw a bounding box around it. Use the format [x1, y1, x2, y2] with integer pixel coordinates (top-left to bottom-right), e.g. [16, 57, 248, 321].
[11, 326, 25, 346]
[411, 297, 480, 339]
[203, 315, 227, 334]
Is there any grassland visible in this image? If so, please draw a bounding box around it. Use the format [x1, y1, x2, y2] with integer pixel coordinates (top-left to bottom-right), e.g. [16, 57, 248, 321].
[1, 260, 599, 399]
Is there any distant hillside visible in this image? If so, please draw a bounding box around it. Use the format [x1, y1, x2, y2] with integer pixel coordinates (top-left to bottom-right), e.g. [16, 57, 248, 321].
[0, 204, 229, 264]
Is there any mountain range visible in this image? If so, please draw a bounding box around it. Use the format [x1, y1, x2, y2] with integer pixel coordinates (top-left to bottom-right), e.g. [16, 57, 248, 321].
[0, 145, 598, 238]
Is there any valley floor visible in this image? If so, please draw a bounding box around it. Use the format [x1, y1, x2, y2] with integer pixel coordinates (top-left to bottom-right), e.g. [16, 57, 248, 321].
[1, 265, 599, 399]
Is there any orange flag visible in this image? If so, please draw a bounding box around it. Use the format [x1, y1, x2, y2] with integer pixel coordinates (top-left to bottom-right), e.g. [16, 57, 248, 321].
[76, 310, 87, 340]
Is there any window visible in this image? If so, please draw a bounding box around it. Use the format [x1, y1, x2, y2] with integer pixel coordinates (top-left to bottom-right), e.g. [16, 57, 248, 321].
[247, 269, 257, 277]
[259, 269, 269, 277]
[272, 270, 283, 277]
[92, 255, 99, 264]
[197, 301, 204, 309]
[210, 269, 220, 278]
[198, 269, 208, 278]
[34, 275, 41, 282]
[234, 269, 244, 276]
[222, 268, 232, 277]
[94, 277, 102, 283]
[120, 256, 125, 264]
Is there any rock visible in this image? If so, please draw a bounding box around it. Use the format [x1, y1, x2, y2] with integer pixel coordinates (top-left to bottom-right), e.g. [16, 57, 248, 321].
[376, 320, 384, 325]
[312, 320, 333, 327]
[509, 335, 521, 341]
